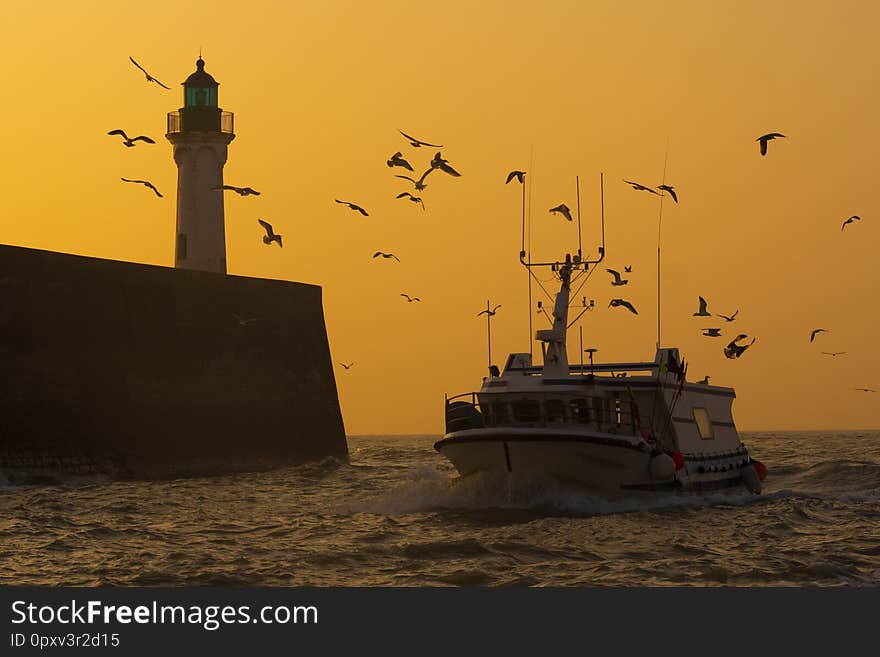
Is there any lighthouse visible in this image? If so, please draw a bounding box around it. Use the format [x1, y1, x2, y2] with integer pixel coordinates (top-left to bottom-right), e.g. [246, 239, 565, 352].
[166, 57, 235, 274]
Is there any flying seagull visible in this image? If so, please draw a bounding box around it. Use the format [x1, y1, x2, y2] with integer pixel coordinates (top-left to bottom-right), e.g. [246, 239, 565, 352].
[841, 215, 861, 231]
[724, 334, 756, 359]
[623, 180, 660, 195]
[396, 192, 425, 210]
[386, 152, 414, 171]
[339, 362, 355, 370]
[120, 177, 162, 197]
[703, 328, 722, 337]
[657, 184, 678, 203]
[335, 200, 369, 216]
[549, 204, 573, 222]
[624, 265, 633, 273]
[400, 294, 421, 303]
[822, 351, 846, 357]
[398, 130, 442, 148]
[693, 296, 711, 317]
[757, 132, 786, 156]
[854, 387, 877, 392]
[213, 185, 260, 196]
[373, 251, 400, 262]
[396, 169, 433, 191]
[810, 328, 827, 343]
[478, 305, 502, 317]
[107, 129, 155, 147]
[129, 56, 171, 89]
[606, 269, 629, 286]
[717, 310, 739, 322]
[505, 170, 526, 185]
[430, 152, 461, 177]
[609, 298, 638, 315]
[257, 219, 282, 247]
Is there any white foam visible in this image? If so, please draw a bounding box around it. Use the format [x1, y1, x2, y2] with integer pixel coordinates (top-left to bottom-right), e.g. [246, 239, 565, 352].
[347, 468, 775, 516]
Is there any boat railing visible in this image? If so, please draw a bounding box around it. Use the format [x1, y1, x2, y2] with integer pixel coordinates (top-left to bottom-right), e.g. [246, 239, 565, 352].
[444, 391, 642, 436]
[504, 361, 658, 376]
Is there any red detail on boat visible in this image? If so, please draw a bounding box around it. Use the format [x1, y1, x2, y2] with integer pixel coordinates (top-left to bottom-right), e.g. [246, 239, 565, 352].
[752, 459, 767, 481]
[670, 452, 685, 470]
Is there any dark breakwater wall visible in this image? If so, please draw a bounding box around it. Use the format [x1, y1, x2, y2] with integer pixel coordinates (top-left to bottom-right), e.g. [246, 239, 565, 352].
[0, 243, 347, 479]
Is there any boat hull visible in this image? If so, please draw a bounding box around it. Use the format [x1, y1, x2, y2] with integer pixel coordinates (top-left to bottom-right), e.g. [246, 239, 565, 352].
[435, 429, 751, 495]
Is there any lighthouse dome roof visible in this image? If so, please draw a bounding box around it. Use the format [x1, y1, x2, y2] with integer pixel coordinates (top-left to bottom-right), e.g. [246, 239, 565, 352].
[183, 58, 218, 87]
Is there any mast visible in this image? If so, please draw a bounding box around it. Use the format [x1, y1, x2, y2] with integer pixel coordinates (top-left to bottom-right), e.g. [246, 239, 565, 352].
[519, 173, 606, 376]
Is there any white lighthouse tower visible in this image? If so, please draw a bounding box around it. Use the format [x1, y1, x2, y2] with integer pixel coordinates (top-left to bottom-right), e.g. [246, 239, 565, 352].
[165, 57, 235, 273]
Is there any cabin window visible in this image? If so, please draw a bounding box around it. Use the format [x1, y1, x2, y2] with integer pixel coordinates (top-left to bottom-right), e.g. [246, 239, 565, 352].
[492, 401, 510, 426]
[512, 400, 540, 424]
[614, 398, 622, 426]
[568, 399, 591, 424]
[693, 407, 714, 439]
[545, 399, 565, 424]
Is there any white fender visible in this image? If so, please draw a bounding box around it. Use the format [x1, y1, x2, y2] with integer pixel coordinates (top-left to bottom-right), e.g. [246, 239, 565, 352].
[650, 453, 675, 481]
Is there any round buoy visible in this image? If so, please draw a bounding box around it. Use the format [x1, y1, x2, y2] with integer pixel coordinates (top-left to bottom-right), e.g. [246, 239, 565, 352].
[741, 464, 762, 494]
[650, 453, 676, 480]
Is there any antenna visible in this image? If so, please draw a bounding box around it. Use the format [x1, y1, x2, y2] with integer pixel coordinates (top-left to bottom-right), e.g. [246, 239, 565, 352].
[579, 326, 584, 377]
[527, 145, 534, 360]
[576, 176, 583, 260]
[600, 172, 606, 257]
[657, 139, 669, 350]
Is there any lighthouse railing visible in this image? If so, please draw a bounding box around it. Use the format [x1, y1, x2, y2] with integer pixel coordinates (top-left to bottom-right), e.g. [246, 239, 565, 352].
[166, 111, 234, 135]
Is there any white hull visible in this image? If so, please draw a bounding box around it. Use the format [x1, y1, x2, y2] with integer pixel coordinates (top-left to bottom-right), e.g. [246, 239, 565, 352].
[435, 428, 754, 495]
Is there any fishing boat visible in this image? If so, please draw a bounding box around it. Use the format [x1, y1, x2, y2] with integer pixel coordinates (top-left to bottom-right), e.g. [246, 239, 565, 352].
[435, 178, 767, 496]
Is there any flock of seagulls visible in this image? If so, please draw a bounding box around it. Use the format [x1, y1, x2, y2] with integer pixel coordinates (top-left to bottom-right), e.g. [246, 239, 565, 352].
[112, 60, 873, 391]
[601, 131, 870, 389]
[335, 130, 468, 369]
[110, 57, 168, 198]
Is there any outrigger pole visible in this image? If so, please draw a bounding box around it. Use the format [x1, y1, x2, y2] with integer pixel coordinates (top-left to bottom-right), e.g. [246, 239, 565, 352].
[657, 139, 669, 350]
[485, 299, 493, 374]
[576, 175, 583, 261]
[526, 147, 534, 360]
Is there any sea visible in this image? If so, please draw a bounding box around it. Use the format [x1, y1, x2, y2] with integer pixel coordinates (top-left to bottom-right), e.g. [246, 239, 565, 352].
[1, 431, 878, 587]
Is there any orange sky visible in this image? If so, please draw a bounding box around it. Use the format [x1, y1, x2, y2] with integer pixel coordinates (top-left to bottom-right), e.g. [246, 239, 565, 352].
[1, 1, 878, 433]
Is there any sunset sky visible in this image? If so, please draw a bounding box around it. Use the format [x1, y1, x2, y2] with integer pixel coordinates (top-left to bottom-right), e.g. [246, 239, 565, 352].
[2, 1, 878, 433]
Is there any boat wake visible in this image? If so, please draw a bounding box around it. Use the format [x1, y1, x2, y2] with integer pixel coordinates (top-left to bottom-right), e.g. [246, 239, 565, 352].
[349, 466, 760, 516]
[350, 461, 880, 518]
